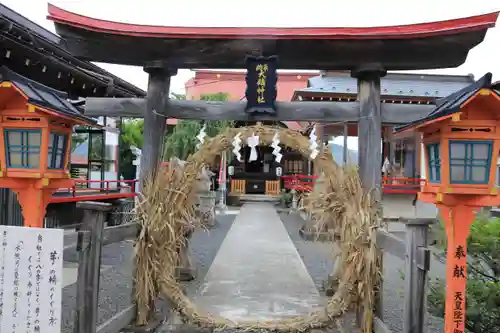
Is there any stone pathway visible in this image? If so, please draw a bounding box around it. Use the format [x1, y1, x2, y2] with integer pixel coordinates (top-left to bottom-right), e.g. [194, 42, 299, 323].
[192, 202, 324, 322]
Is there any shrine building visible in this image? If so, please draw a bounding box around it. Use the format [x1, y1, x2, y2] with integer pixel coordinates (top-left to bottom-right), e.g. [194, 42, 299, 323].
[182, 69, 477, 195]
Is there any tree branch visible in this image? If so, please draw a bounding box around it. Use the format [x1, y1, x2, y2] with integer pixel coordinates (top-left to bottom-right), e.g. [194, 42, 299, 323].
[468, 260, 499, 282]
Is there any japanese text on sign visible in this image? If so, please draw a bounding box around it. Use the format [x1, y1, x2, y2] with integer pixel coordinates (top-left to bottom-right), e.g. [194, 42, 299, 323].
[256, 64, 268, 104]
[0, 226, 63, 333]
[453, 291, 464, 333]
[449, 243, 467, 333]
[244, 55, 278, 114]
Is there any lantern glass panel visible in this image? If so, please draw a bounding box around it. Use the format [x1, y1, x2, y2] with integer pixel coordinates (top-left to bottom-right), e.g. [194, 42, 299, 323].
[4, 129, 41, 169]
[48, 132, 68, 169]
[426, 143, 441, 183]
[449, 140, 492, 184]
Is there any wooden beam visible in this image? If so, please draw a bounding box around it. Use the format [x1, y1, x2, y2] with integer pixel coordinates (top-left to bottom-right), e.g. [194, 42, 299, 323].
[373, 316, 393, 333]
[83, 98, 434, 124]
[354, 68, 384, 201]
[343, 122, 348, 164]
[376, 229, 406, 261]
[139, 68, 175, 188]
[63, 223, 139, 261]
[96, 305, 136, 333]
[74, 201, 111, 333]
[403, 218, 432, 333]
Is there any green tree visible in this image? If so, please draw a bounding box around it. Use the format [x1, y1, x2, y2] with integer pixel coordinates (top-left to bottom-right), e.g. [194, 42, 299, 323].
[71, 133, 86, 152]
[163, 92, 233, 160]
[118, 118, 144, 180]
[121, 119, 144, 148]
[171, 92, 186, 100]
[428, 214, 500, 332]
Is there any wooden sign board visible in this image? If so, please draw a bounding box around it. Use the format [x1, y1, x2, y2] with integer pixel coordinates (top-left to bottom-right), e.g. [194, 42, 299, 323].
[245, 55, 278, 115]
[0, 226, 64, 333]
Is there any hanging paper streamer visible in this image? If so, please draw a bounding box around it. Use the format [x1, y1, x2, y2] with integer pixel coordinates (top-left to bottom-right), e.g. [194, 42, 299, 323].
[309, 127, 319, 159]
[196, 124, 207, 149]
[270, 132, 282, 163]
[247, 132, 260, 162]
[232, 132, 243, 162]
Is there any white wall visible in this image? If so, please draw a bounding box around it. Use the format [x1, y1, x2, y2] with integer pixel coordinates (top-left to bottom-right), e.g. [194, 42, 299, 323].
[420, 142, 426, 180]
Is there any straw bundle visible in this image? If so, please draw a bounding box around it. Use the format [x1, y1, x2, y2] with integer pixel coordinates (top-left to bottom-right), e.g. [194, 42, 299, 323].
[134, 124, 382, 332]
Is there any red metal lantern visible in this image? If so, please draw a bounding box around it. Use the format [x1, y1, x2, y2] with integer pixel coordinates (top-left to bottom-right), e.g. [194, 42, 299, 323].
[0, 67, 97, 228]
[394, 73, 500, 333]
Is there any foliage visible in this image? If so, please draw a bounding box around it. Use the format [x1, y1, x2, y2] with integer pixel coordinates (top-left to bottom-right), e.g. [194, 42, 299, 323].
[428, 214, 500, 332]
[121, 119, 144, 149]
[71, 132, 86, 152]
[118, 118, 144, 180]
[171, 92, 186, 100]
[163, 92, 234, 160]
[279, 190, 293, 207]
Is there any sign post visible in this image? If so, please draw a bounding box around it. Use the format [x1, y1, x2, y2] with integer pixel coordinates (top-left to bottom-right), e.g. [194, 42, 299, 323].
[245, 55, 278, 115]
[393, 76, 500, 333]
[0, 226, 63, 333]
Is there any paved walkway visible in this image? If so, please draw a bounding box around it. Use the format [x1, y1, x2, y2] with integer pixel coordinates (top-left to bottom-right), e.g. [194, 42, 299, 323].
[192, 203, 323, 322]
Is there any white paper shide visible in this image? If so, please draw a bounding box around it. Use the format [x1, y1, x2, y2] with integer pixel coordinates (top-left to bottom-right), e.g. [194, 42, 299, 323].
[0, 226, 63, 333]
[308, 127, 319, 160]
[247, 133, 260, 162]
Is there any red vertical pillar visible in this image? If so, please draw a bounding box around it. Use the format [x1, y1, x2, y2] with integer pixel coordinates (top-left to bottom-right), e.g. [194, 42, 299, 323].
[439, 204, 476, 333]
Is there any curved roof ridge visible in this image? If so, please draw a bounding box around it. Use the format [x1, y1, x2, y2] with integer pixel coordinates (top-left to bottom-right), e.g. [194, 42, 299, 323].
[47, 4, 499, 40]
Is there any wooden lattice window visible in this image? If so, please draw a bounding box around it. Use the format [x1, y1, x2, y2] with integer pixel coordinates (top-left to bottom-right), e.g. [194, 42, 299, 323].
[4, 129, 41, 169]
[285, 159, 304, 174]
[48, 132, 68, 169]
[449, 140, 492, 184]
[426, 143, 441, 183]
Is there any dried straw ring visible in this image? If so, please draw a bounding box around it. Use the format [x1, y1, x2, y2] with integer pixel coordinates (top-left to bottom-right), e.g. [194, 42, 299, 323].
[135, 125, 381, 333]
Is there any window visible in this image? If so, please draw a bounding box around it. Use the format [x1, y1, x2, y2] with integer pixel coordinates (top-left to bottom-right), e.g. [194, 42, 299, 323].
[48, 132, 68, 169]
[284, 159, 304, 174]
[4, 129, 41, 169]
[426, 143, 441, 183]
[449, 140, 492, 184]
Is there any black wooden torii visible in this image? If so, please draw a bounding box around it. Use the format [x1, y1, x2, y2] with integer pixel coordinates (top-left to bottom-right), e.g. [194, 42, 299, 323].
[46, 4, 499, 200]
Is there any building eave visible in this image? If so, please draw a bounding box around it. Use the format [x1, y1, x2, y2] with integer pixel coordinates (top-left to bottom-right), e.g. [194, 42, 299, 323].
[0, 3, 145, 98]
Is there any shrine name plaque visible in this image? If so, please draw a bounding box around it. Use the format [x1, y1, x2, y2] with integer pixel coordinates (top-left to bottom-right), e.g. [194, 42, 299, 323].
[0, 225, 64, 333]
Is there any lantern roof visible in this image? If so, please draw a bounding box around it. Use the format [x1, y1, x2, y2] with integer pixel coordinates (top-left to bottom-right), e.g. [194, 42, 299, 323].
[394, 73, 500, 133]
[0, 66, 97, 125]
[0, 3, 145, 98]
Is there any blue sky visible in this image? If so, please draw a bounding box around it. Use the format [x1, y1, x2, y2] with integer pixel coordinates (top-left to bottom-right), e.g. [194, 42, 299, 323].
[4, 0, 500, 151]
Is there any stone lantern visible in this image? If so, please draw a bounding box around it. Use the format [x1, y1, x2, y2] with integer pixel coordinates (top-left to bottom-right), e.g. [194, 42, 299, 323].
[394, 72, 500, 333]
[0, 66, 97, 228]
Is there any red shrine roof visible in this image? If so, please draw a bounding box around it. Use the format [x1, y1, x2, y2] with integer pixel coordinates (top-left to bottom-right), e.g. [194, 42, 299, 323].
[48, 4, 497, 40]
[47, 4, 499, 70]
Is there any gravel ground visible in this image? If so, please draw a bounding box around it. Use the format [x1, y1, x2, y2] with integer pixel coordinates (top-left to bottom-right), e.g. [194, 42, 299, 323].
[69, 207, 445, 333]
[61, 240, 134, 333]
[279, 212, 445, 333]
[279, 212, 334, 292]
[183, 214, 237, 296]
[60, 215, 235, 333]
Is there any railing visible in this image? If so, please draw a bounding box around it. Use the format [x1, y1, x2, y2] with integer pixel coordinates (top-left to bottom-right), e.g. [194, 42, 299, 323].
[283, 175, 425, 194]
[51, 179, 137, 203]
[230, 179, 246, 194]
[63, 201, 149, 333]
[382, 177, 424, 194]
[282, 174, 318, 192]
[265, 180, 281, 195]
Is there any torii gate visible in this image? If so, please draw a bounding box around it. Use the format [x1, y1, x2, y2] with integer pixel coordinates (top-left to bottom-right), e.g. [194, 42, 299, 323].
[46, 4, 499, 200]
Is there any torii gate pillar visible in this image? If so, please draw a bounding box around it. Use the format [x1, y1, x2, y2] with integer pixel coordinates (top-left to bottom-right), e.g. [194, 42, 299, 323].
[352, 65, 387, 202]
[139, 67, 177, 190]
